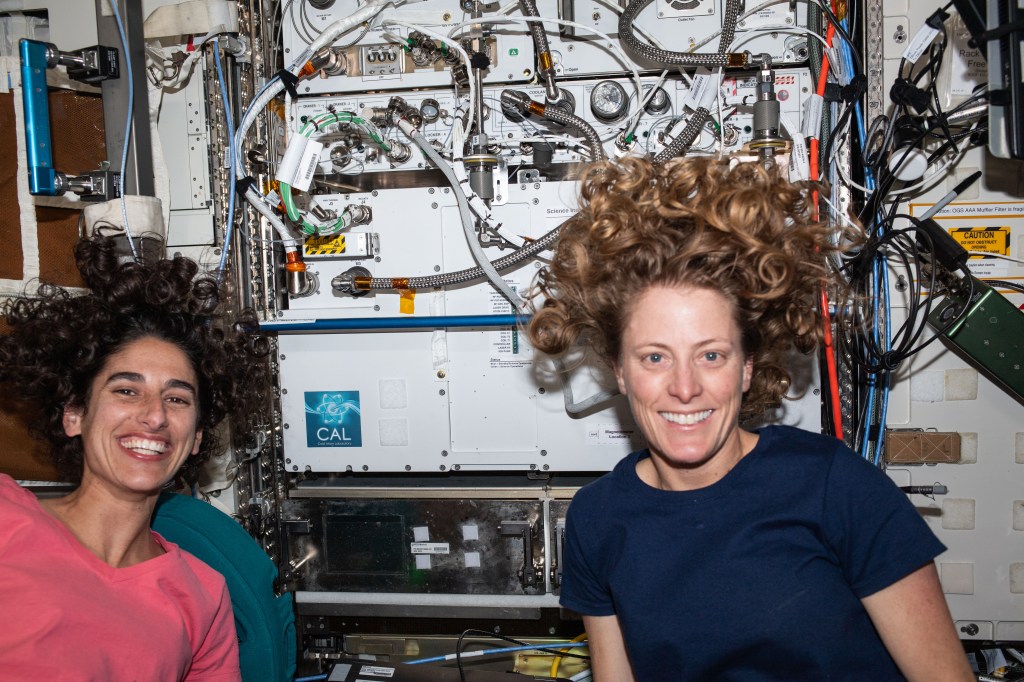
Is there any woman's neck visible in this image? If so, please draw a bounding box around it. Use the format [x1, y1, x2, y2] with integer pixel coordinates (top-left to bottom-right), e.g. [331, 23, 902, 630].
[40, 483, 163, 568]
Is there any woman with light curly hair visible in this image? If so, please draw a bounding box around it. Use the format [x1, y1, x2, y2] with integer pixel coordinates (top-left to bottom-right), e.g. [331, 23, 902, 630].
[528, 156, 971, 681]
[0, 236, 268, 681]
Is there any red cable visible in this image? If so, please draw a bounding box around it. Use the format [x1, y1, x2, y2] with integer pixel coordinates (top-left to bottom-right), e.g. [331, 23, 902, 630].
[809, 23, 844, 440]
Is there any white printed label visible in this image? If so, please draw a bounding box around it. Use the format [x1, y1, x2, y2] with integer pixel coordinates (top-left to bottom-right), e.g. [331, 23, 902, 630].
[292, 139, 324, 192]
[789, 134, 810, 182]
[682, 67, 714, 111]
[586, 425, 635, 444]
[275, 135, 308, 186]
[359, 665, 396, 677]
[903, 23, 941, 63]
[411, 542, 450, 555]
[802, 94, 823, 139]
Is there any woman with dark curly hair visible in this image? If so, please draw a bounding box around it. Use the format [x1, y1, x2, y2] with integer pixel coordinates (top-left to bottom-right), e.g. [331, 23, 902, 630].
[0, 236, 268, 681]
[528, 156, 971, 681]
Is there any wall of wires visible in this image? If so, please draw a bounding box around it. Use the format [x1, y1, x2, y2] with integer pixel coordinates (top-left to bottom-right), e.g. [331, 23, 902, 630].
[844, 0, 1024, 650]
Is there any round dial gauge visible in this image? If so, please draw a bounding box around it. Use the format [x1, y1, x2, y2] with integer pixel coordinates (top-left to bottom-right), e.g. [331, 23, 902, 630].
[590, 80, 629, 122]
[644, 86, 670, 115]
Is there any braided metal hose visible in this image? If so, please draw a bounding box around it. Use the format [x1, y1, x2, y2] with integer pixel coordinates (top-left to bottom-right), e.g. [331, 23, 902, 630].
[652, 107, 711, 165]
[518, 0, 560, 103]
[618, 0, 745, 67]
[362, 221, 563, 290]
[542, 105, 606, 162]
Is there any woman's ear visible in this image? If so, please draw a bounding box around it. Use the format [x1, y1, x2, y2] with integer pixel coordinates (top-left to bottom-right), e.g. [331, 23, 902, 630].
[190, 430, 203, 456]
[742, 356, 753, 393]
[62, 405, 84, 437]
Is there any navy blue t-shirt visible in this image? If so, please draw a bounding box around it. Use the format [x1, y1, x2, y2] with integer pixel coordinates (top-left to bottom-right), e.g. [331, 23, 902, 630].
[560, 425, 946, 681]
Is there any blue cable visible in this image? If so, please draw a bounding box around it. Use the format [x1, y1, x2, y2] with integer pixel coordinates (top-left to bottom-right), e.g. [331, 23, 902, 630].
[214, 38, 237, 282]
[292, 642, 588, 680]
[108, 0, 139, 261]
[407, 641, 589, 665]
[837, 20, 894, 464]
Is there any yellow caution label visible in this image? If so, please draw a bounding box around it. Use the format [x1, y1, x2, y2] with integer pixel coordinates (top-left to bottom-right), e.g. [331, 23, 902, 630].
[304, 234, 347, 256]
[947, 226, 1011, 257]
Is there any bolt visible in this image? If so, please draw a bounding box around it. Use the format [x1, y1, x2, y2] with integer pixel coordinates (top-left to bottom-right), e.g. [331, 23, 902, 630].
[362, 465, 369, 471]
[282, 388, 288, 394]
[405, 465, 412, 471]
[283, 423, 289, 429]
[538, 387, 546, 394]
[434, 265, 441, 272]
[374, 305, 380, 311]
[440, 465, 446, 471]
[437, 369, 447, 378]
[439, 389, 446, 395]
[442, 450, 448, 457]
[541, 449, 547, 456]
[280, 354, 287, 360]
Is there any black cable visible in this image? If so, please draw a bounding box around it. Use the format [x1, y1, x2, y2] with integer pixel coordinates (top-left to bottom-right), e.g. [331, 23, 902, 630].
[985, 279, 1024, 294]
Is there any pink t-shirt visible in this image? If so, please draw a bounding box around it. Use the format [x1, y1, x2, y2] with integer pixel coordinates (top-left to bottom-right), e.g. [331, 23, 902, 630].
[0, 474, 241, 681]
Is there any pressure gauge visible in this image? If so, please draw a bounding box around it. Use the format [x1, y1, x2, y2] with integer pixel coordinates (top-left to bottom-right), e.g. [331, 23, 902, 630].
[420, 98, 441, 124]
[644, 86, 671, 115]
[590, 80, 629, 122]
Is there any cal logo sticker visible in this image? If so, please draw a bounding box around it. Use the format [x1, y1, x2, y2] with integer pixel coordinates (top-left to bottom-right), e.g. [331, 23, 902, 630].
[305, 391, 363, 447]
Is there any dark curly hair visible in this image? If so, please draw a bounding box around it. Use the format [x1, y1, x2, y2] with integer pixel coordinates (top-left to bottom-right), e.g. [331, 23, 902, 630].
[527, 155, 848, 421]
[0, 236, 271, 483]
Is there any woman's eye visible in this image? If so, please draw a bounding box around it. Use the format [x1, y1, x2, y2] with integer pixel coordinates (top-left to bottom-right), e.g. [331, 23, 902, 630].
[704, 352, 720, 362]
[645, 353, 663, 364]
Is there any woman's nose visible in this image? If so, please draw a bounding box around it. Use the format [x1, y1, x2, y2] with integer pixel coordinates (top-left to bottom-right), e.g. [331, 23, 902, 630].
[668, 364, 702, 402]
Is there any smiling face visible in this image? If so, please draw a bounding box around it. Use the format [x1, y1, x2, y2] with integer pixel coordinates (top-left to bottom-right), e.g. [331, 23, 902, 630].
[62, 336, 203, 498]
[614, 285, 754, 491]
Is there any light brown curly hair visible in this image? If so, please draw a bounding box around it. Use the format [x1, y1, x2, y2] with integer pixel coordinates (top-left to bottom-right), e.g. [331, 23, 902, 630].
[527, 155, 844, 421]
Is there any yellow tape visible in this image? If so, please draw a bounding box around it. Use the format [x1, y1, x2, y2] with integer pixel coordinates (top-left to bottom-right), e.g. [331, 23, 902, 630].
[399, 289, 416, 315]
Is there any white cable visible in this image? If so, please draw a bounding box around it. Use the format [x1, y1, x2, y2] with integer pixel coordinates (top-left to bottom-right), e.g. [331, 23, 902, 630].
[728, 25, 834, 54]
[967, 252, 1024, 265]
[399, 119, 525, 311]
[109, 0, 139, 260]
[293, 0, 396, 70]
[691, 0, 827, 52]
[446, 15, 644, 124]
[381, 19, 476, 139]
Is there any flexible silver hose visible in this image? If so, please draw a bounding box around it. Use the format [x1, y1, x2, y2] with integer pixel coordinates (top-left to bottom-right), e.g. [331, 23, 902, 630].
[362, 121, 527, 308]
[653, 107, 710, 165]
[619, 0, 743, 67]
[542, 106, 606, 161]
[365, 220, 562, 290]
[518, 0, 560, 103]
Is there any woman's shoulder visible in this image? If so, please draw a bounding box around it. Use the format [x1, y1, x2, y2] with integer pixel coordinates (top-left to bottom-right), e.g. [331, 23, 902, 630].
[0, 473, 45, 516]
[569, 450, 645, 508]
[756, 425, 850, 463]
